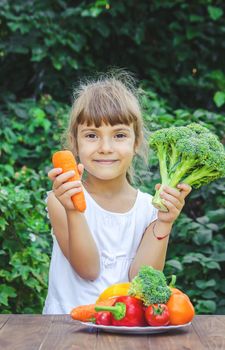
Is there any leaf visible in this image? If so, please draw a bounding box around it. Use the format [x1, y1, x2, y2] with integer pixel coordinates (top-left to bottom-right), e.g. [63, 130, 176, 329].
[182, 253, 205, 264]
[207, 6, 223, 21]
[189, 15, 204, 23]
[81, 8, 102, 17]
[218, 279, 225, 293]
[29, 108, 46, 119]
[192, 229, 212, 245]
[0, 217, 8, 231]
[196, 300, 216, 314]
[0, 285, 17, 306]
[207, 209, 225, 222]
[211, 253, 225, 263]
[166, 259, 183, 271]
[205, 223, 219, 231]
[52, 59, 62, 71]
[201, 290, 217, 299]
[196, 216, 209, 225]
[31, 47, 47, 62]
[159, 114, 174, 123]
[67, 58, 79, 70]
[25, 277, 40, 290]
[3, 127, 17, 143]
[206, 261, 220, 270]
[213, 91, 225, 107]
[42, 119, 51, 132]
[195, 279, 216, 289]
[19, 266, 31, 280]
[186, 27, 199, 40]
[14, 107, 28, 119]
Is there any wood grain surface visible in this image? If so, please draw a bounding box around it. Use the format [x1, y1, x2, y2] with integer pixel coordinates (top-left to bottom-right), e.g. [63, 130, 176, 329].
[0, 315, 224, 350]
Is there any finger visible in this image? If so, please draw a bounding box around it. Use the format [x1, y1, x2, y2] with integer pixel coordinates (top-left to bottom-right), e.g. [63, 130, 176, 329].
[77, 163, 84, 177]
[58, 187, 82, 201]
[162, 185, 181, 199]
[161, 199, 180, 214]
[48, 168, 62, 181]
[160, 191, 184, 210]
[155, 183, 161, 191]
[53, 170, 76, 190]
[177, 183, 192, 199]
[54, 180, 82, 196]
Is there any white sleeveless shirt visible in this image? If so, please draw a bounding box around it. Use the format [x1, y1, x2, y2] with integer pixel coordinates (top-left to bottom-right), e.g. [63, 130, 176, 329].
[43, 187, 158, 314]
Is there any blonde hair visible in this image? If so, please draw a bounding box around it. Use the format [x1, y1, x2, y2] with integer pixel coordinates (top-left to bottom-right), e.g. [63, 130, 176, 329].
[62, 69, 148, 184]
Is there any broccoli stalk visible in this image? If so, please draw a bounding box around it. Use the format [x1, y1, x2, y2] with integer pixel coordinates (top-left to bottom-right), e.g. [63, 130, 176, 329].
[157, 144, 169, 185]
[128, 265, 171, 306]
[149, 123, 225, 212]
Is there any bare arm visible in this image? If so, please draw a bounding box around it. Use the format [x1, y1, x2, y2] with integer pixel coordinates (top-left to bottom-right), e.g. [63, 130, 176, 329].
[129, 183, 192, 280]
[47, 167, 100, 281]
[66, 209, 100, 280]
[129, 220, 172, 279]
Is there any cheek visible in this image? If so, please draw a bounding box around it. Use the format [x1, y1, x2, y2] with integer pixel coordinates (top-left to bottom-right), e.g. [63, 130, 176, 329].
[77, 147, 90, 164]
[77, 142, 99, 169]
[77, 138, 93, 155]
[120, 141, 135, 157]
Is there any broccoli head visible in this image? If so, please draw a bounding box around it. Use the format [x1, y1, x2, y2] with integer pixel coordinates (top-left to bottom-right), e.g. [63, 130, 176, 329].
[149, 123, 225, 212]
[128, 265, 171, 306]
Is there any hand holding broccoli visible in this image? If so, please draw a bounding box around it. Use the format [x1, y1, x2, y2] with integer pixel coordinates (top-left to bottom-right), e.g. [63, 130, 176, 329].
[149, 123, 225, 212]
[155, 183, 192, 223]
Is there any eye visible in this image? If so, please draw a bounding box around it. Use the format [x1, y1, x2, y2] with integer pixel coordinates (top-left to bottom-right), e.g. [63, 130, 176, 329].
[85, 133, 97, 139]
[115, 133, 127, 139]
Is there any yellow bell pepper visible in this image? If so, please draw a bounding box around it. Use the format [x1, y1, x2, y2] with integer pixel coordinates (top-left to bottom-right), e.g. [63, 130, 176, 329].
[96, 282, 131, 303]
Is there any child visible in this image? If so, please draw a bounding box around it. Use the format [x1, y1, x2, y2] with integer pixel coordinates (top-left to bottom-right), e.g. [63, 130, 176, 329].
[43, 71, 191, 314]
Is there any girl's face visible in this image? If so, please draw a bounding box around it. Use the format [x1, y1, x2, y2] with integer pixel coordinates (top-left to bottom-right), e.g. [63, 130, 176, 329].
[77, 122, 136, 181]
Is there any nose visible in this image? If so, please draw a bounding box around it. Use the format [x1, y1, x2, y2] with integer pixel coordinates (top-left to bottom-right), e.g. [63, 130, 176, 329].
[98, 137, 113, 153]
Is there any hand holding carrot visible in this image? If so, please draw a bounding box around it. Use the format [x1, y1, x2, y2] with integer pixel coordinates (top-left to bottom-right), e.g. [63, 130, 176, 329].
[48, 150, 86, 212]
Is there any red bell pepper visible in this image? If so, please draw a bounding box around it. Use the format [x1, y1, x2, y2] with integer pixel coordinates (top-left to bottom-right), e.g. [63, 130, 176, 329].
[95, 311, 112, 325]
[145, 304, 170, 326]
[95, 296, 147, 327]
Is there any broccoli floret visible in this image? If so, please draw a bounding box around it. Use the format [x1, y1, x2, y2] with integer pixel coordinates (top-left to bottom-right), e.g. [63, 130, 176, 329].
[149, 123, 225, 212]
[128, 265, 171, 306]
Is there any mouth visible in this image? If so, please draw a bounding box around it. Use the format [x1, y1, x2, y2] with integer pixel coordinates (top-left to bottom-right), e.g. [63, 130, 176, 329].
[93, 160, 118, 164]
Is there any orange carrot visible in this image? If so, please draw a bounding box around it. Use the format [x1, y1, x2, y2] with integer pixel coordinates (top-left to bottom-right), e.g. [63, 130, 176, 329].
[70, 298, 117, 322]
[52, 150, 86, 212]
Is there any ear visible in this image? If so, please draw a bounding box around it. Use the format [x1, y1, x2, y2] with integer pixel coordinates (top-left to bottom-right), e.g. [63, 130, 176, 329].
[70, 135, 79, 159]
[74, 146, 79, 159]
[134, 145, 138, 155]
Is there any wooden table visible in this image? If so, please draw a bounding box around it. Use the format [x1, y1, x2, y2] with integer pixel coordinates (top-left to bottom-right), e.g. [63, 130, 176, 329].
[0, 314, 225, 349]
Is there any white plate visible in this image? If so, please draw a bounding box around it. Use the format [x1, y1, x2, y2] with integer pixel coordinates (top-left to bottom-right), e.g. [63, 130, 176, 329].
[80, 321, 192, 334]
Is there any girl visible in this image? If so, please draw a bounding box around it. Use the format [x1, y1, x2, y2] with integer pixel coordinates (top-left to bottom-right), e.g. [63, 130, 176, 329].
[43, 72, 191, 314]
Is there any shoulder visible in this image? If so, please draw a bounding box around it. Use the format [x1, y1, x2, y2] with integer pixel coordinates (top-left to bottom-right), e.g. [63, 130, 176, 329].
[136, 189, 158, 224]
[137, 188, 154, 203]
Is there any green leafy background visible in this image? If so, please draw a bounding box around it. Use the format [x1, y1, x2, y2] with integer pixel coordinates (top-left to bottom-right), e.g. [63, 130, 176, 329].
[0, 0, 225, 314]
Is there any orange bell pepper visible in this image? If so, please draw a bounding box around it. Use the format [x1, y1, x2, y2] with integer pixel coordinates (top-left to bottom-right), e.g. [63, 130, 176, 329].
[167, 275, 195, 325]
[166, 293, 195, 325]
